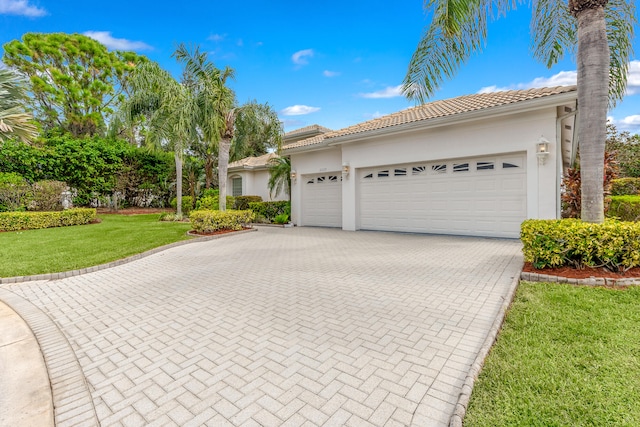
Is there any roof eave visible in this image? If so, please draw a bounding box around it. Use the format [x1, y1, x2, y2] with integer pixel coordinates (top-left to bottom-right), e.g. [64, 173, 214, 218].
[326, 90, 579, 146]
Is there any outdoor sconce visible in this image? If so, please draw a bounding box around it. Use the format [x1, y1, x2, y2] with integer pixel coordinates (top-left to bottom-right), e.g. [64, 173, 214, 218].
[342, 162, 350, 177]
[290, 169, 297, 182]
[537, 137, 550, 165]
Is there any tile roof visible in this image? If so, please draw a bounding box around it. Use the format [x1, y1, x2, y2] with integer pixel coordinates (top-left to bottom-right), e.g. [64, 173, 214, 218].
[228, 152, 279, 169]
[283, 86, 577, 151]
[284, 124, 333, 138]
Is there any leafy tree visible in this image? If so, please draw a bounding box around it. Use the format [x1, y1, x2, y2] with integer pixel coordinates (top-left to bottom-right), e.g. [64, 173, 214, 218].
[0, 68, 38, 143]
[2, 32, 146, 137]
[606, 123, 640, 177]
[268, 155, 291, 199]
[174, 44, 283, 211]
[403, 0, 636, 223]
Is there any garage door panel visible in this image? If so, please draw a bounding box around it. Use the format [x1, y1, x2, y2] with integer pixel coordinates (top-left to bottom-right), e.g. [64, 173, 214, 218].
[359, 154, 527, 238]
[302, 173, 342, 227]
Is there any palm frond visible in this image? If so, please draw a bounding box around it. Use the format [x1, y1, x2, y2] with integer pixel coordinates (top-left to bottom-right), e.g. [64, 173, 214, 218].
[605, 0, 636, 105]
[531, 0, 576, 68]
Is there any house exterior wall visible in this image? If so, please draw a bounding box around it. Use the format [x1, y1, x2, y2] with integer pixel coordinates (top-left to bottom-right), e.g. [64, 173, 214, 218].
[290, 107, 561, 233]
[289, 148, 342, 226]
[227, 170, 289, 202]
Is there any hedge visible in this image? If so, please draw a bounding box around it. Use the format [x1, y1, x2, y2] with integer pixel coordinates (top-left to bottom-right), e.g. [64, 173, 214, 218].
[0, 208, 97, 231]
[189, 209, 255, 233]
[607, 195, 640, 222]
[248, 201, 290, 222]
[521, 219, 640, 272]
[233, 195, 262, 210]
[611, 178, 640, 196]
[195, 195, 235, 211]
[170, 196, 194, 215]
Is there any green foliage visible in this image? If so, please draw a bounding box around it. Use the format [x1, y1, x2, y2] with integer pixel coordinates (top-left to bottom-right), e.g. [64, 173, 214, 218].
[248, 201, 290, 222]
[0, 172, 31, 211]
[233, 195, 262, 210]
[607, 124, 640, 177]
[189, 209, 254, 233]
[170, 196, 193, 216]
[2, 32, 147, 137]
[273, 213, 290, 224]
[29, 180, 67, 211]
[0, 208, 96, 231]
[607, 195, 640, 221]
[195, 195, 235, 211]
[202, 188, 219, 198]
[0, 68, 38, 143]
[521, 219, 640, 271]
[268, 155, 291, 199]
[610, 177, 640, 195]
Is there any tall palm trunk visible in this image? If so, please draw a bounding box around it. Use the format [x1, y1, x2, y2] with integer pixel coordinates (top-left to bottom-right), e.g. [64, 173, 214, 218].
[572, 1, 609, 223]
[174, 151, 183, 217]
[218, 138, 231, 211]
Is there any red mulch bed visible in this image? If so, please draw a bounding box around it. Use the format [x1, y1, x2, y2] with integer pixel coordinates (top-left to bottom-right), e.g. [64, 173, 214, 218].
[523, 262, 640, 279]
[188, 227, 252, 237]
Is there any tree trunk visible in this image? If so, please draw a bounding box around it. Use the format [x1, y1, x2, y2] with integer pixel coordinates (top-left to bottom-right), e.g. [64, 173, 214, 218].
[574, 4, 609, 223]
[218, 138, 231, 211]
[205, 154, 214, 189]
[175, 150, 183, 217]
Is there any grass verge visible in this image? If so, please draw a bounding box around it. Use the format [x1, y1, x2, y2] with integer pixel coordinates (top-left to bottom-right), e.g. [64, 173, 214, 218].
[0, 214, 192, 277]
[465, 281, 640, 426]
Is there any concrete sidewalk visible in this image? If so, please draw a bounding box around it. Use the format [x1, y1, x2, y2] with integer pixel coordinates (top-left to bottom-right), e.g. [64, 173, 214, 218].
[1, 227, 522, 426]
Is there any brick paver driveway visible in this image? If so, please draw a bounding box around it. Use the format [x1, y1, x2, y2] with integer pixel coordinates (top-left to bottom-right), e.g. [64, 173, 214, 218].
[1, 227, 522, 426]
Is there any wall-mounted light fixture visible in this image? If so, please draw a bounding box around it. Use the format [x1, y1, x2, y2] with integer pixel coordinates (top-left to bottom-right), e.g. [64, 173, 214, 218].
[342, 162, 350, 177]
[537, 136, 550, 165]
[290, 169, 297, 182]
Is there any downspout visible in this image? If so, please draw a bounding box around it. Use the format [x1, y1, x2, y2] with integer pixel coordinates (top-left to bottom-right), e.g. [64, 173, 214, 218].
[556, 109, 578, 218]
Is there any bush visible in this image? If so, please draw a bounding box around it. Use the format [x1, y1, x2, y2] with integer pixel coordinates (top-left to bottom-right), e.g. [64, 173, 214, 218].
[521, 219, 640, 272]
[170, 196, 194, 215]
[248, 201, 290, 222]
[607, 196, 640, 222]
[273, 213, 290, 224]
[233, 195, 262, 210]
[0, 208, 96, 231]
[29, 180, 67, 211]
[189, 209, 255, 233]
[611, 178, 640, 196]
[0, 172, 31, 212]
[201, 188, 219, 198]
[195, 195, 234, 211]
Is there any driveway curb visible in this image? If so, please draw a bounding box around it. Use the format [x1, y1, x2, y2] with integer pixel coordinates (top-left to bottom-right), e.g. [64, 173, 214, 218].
[449, 266, 522, 427]
[0, 228, 257, 285]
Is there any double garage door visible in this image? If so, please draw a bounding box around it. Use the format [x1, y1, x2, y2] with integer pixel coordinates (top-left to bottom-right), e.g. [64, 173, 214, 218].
[300, 154, 527, 237]
[359, 154, 527, 238]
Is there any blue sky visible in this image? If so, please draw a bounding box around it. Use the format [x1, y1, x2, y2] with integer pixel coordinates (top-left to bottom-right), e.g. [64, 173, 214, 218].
[1, 0, 639, 134]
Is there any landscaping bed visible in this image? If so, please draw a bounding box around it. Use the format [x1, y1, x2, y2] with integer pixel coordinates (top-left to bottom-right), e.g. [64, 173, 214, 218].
[522, 262, 640, 279]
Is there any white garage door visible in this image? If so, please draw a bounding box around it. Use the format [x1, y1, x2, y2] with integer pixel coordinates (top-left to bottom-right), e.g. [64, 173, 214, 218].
[359, 154, 527, 238]
[302, 173, 342, 227]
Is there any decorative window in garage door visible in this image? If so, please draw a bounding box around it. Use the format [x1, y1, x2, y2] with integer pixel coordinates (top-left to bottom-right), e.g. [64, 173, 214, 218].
[306, 174, 342, 184]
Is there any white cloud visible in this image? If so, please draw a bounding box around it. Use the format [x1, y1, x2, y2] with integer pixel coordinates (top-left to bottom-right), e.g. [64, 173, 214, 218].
[83, 31, 152, 51]
[323, 70, 340, 78]
[0, 0, 46, 16]
[292, 49, 314, 66]
[360, 84, 404, 99]
[626, 60, 640, 95]
[281, 105, 320, 116]
[208, 33, 226, 42]
[479, 70, 578, 93]
[610, 114, 640, 134]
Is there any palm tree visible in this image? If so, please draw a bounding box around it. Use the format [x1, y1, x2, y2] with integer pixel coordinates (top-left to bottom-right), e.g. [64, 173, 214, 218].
[0, 68, 38, 143]
[268, 155, 291, 200]
[122, 61, 196, 217]
[403, 0, 636, 223]
[174, 44, 283, 211]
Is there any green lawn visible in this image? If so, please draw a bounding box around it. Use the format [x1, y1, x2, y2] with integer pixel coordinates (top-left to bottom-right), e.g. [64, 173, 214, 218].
[465, 281, 640, 427]
[0, 214, 192, 278]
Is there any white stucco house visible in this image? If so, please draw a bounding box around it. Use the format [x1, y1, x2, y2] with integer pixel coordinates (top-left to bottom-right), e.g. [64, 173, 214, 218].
[282, 86, 579, 238]
[227, 125, 332, 201]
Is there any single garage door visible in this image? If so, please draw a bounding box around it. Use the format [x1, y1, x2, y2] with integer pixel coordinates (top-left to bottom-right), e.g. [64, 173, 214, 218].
[359, 154, 527, 238]
[302, 172, 342, 227]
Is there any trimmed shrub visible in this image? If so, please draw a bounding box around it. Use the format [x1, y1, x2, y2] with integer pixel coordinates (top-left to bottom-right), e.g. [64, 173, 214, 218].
[521, 219, 640, 272]
[195, 195, 235, 211]
[273, 213, 290, 224]
[607, 196, 640, 222]
[0, 172, 31, 212]
[611, 178, 640, 196]
[29, 180, 67, 211]
[189, 209, 255, 233]
[170, 196, 194, 215]
[248, 201, 290, 222]
[0, 208, 96, 231]
[233, 195, 262, 210]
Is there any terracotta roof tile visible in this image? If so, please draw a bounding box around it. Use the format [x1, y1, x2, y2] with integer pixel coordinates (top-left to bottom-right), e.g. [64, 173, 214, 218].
[228, 152, 279, 169]
[283, 86, 576, 151]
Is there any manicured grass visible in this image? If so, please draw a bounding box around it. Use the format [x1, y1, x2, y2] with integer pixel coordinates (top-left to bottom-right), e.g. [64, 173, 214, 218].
[0, 214, 192, 277]
[465, 281, 640, 426]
